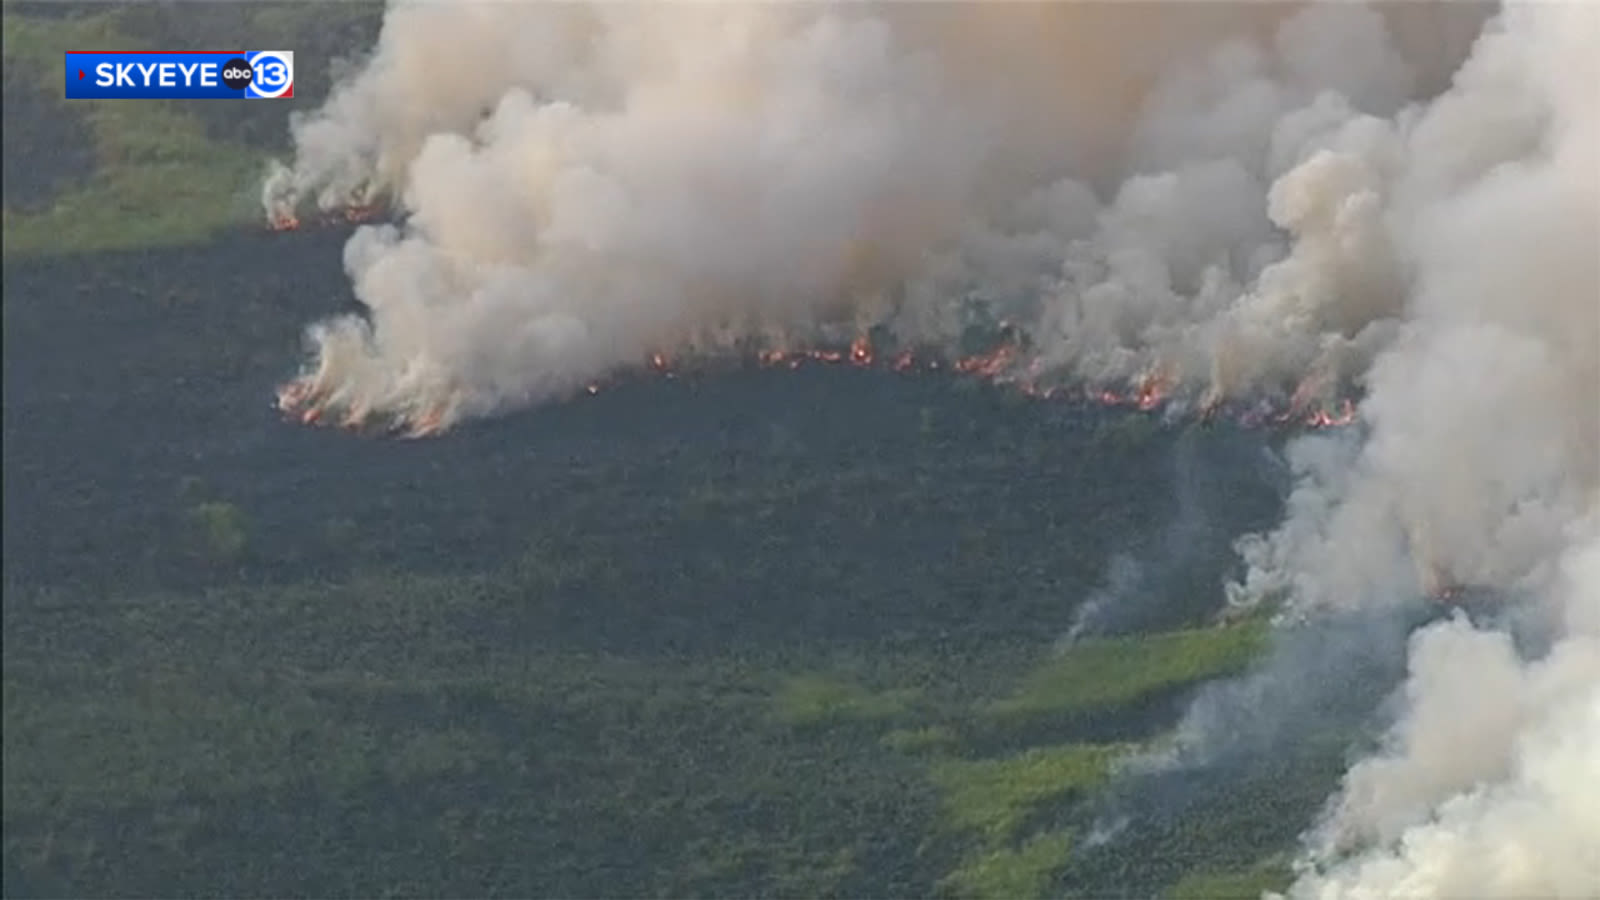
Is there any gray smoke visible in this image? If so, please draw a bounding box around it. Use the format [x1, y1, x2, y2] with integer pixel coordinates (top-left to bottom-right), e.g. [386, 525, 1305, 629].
[1062, 426, 1254, 643]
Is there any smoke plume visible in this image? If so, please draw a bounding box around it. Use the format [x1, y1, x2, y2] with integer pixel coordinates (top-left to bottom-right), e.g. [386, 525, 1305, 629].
[265, 2, 1599, 896]
[265, 0, 1487, 434]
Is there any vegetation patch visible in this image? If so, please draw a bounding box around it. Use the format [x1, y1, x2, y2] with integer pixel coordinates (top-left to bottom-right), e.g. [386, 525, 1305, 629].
[772, 673, 921, 728]
[1164, 855, 1294, 899]
[1, 56, 94, 211]
[940, 829, 1075, 900]
[881, 724, 960, 755]
[930, 743, 1126, 846]
[987, 623, 1269, 721]
[1, 669, 386, 810]
[2, 12, 270, 257]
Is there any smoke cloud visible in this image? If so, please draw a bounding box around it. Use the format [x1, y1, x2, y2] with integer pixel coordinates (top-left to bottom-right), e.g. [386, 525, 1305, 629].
[265, 0, 1486, 433]
[265, 1, 1598, 896]
[1240, 2, 1600, 895]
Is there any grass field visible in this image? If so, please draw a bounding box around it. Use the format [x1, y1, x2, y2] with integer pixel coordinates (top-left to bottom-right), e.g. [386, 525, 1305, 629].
[1, 3, 381, 257]
[3, 567, 1293, 898]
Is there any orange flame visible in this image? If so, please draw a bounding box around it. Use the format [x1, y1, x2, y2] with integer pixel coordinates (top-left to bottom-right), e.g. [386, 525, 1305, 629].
[1133, 371, 1173, 412]
[850, 336, 873, 365]
[267, 204, 383, 233]
[280, 331, 1361, 439]
[1300, 398, 1356, 429]
[402, 407, 446, 439]
[954, 343, 1017, 378]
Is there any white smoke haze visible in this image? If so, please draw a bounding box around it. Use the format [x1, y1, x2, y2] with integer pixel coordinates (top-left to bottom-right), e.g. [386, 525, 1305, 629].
[264, 1, 1599, 897]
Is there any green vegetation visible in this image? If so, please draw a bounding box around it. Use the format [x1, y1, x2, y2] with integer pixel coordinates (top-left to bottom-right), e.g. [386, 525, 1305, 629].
[3, 553, 1310, 897]
[2, 12, 259, 255]
[941, 830, 1075, 899]
[772, 673, 921, 728]
[931, 743, 1125, 845]
[1, 3, 382, 258]
[988, 623, 1270, 720]
[1165, 856, 1295, 899]
[881, 724, 960, 755]
[185, 500, 249, 563]
[926, 743, 1124, 899]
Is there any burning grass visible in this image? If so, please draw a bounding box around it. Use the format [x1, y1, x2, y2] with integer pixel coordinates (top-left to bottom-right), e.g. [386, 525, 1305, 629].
[275, 329, 1361, 442]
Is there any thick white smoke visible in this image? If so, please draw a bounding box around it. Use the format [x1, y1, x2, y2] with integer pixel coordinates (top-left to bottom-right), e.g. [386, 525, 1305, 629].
[266, 1, 1485, 433]
[1261, 3, 1600, 893]
[265, 2, 1599, 896]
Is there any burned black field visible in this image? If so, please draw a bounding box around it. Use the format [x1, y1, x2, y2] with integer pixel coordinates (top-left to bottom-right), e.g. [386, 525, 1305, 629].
[0, 225, 1351, 898]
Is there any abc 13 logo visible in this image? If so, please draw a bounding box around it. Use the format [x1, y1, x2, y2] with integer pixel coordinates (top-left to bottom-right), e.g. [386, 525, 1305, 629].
[220, 51, 293, 98]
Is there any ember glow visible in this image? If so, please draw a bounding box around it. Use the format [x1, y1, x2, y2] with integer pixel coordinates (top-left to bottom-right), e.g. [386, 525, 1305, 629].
[274, 372, 457, 440]
[275, 332, 1359, 438]
[267, 203, 384, 233]
[266, 200, 1360, 438]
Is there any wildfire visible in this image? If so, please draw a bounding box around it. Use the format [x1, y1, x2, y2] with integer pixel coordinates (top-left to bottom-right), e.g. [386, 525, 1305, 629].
[278, 331, 1360, 440]
[267, 203, 385, 233]
[1133, 370, 1174, 412]
[1297, 398, 1357, 429]
[954, 344, 1017, 378]
[275, 374, 457, 439]
[592, 336, 1359, 432]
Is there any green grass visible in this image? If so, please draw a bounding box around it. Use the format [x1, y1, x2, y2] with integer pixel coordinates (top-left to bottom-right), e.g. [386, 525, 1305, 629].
[881, 724, 960, 755]
[1, 10, 145, 71]
[2, 11, 268, 257]
[987, 622, 1269, 720]
[2, 668, 390, 810]
[3, 563, 1300, 896]
[930, 743, 1127, 846]
[1165, 855, 1294, 899]
[772, 673, 921, 728]
[928, 743, 1128, 899]
[940, 829, 1075, 900]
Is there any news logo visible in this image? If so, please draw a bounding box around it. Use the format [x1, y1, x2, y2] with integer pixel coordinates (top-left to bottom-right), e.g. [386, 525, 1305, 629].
[245, 51, 294, 98]
[65, 51, 294, 100]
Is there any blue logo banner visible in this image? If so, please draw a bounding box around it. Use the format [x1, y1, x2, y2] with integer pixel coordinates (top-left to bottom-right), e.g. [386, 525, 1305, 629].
[65, 51, 294, 99]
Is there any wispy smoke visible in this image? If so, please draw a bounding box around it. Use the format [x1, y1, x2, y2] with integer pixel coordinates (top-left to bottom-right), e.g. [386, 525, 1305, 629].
[1063, 425, 1268, 642]
[264, 1, 1598, 895]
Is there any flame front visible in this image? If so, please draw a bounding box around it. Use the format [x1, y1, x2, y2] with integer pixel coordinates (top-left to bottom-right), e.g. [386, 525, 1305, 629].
[279, 332, 1359, 440]
[580, 336, 1361, 434]
[267, 201, 383, 233]
[275, 369, 463, 440]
